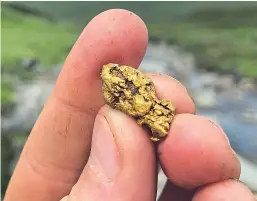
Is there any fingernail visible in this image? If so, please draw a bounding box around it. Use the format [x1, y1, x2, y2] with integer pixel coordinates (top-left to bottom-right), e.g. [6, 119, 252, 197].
[60, 196, 69, 201]
[87, 108, 119, 182]
[208, 118, 231, 145]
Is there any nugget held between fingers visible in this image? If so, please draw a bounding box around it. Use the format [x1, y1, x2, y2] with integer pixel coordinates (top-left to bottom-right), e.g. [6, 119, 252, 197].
[101, 63, 176, 141]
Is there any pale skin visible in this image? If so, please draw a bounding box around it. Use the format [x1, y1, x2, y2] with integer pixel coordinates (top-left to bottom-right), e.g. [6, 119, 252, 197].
[4, 9, 256, 201]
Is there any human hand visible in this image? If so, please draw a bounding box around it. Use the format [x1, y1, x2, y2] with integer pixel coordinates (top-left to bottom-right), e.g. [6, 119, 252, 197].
[4, 9, 256, 201]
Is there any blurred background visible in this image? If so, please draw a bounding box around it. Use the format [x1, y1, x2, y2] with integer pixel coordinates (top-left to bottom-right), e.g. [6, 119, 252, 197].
[1, 1, 257, 198]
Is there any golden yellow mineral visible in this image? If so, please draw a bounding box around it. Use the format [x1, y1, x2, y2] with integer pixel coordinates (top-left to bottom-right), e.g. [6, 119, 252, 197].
[101, 63, 176, 141]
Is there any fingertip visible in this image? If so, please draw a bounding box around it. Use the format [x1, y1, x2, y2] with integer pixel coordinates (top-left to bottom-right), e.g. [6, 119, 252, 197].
[55, 9, 149, 112]
[193, 180, 255, 201]
[159, 114, 240, 189]
[66, 8, 148, 69]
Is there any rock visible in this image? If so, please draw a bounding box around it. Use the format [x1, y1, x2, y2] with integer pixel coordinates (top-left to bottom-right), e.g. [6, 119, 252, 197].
[1, 75, 54, 133]
[140, 58, 172, 76]
[239, 155, 257, 193]
[214, 75, 234, 93]
[241, 108, 257, 124]
[17, 58, 40, 72]
[144, 43, 196, 85]
[195, 72, 219, 87]
[192, 87, 217, 108]
[238, 78, 256, 92]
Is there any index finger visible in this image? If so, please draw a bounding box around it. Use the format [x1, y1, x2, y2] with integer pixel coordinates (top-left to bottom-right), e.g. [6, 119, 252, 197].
[5, 9, 148, 201]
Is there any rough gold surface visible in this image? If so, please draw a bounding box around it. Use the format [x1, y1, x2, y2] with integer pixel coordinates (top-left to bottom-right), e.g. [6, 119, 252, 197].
[101, 63, 176, 141]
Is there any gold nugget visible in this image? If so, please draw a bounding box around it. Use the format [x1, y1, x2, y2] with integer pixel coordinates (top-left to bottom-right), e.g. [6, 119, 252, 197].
[101, 63, 176, 141]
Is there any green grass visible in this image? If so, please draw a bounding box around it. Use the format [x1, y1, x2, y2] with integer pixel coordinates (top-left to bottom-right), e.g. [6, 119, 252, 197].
[1, 80, 16, 116]
[1, 81, 15, 106]
[1, 6, 77, 69]
[148, 23, 257, 78]
[1, 5, 78, 108]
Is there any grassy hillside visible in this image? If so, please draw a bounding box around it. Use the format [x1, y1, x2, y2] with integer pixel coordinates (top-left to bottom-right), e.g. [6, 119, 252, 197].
[9, 2, 257, 79]
[149, 23, 257, 78]
[1, 5, 77, 68]
[1, 5, 77, 111]
[11, 2, 257, 26]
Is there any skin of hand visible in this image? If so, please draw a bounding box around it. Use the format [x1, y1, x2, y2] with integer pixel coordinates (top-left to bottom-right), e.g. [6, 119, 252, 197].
[4, 9, 256, 201]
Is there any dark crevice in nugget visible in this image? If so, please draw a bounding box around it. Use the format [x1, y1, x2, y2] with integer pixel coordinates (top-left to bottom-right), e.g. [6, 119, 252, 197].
[111, 96, 119, 105]
[127, 81, 138, 95]
[116, 71, 126, 80]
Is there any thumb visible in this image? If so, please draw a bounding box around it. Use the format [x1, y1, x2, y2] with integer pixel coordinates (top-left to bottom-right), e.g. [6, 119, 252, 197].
[63, 105, 157, 201]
